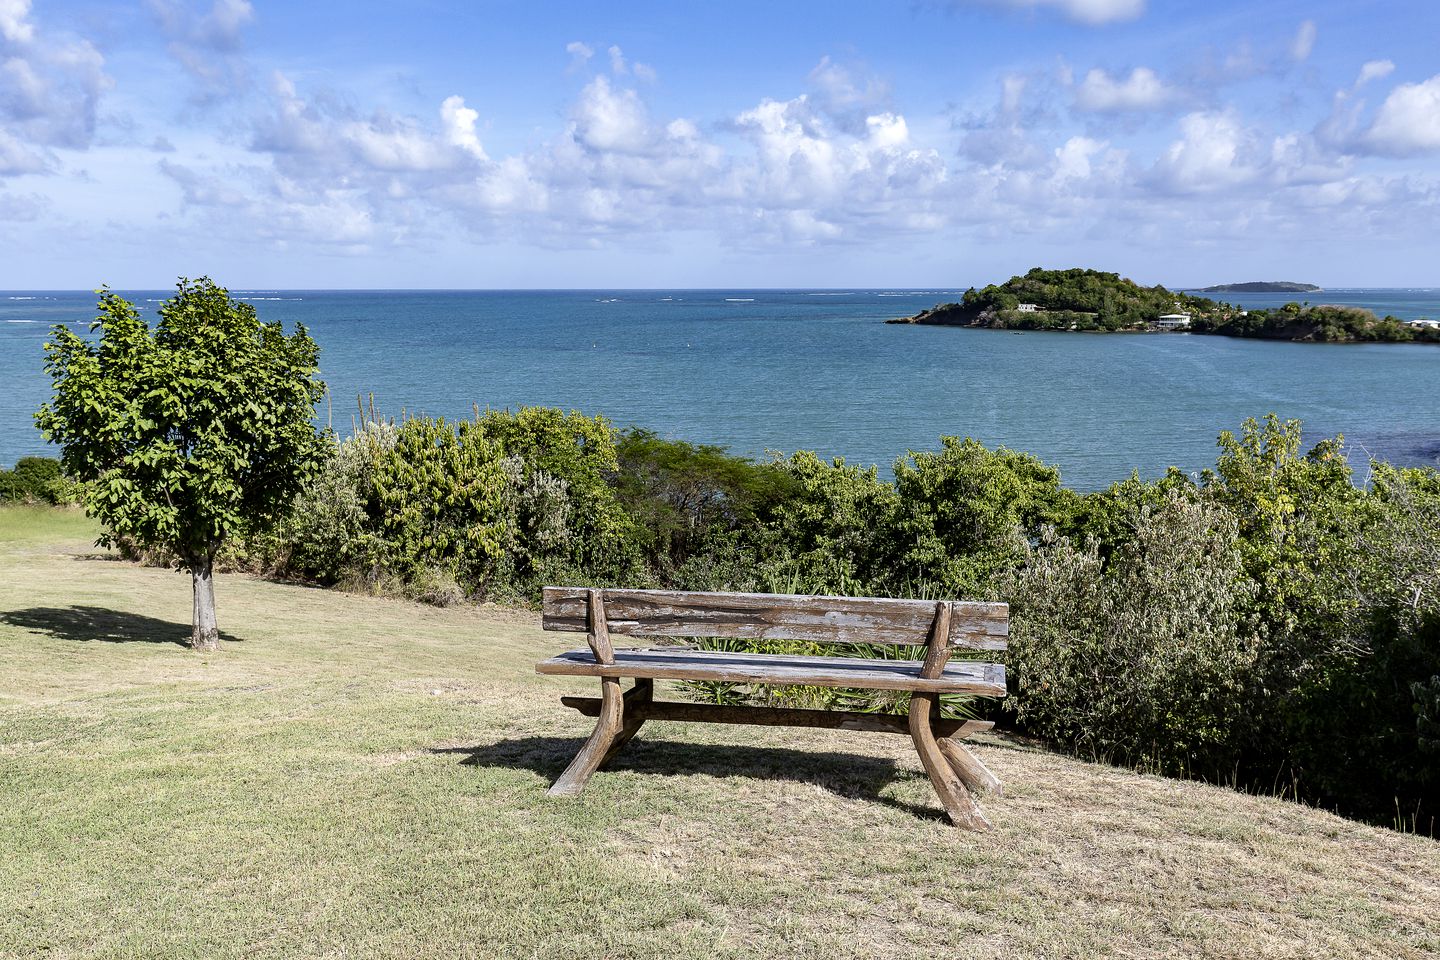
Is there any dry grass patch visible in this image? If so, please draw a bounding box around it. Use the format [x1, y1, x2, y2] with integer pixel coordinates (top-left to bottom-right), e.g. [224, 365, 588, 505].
[1, 506, 1437, 959]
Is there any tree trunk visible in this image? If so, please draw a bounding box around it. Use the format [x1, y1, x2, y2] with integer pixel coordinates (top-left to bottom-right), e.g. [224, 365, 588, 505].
[191, 558, 219, 651]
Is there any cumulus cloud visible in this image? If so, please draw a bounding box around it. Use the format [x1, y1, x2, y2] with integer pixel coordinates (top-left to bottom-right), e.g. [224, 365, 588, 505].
[0, 0, 34, 42]
[571, 75, 651, 153]
[1364, 75, 1440, 156]
[1073, 67, 1177, 112]
[0, 0, 110, 161]
[1289, 20, 1317, 62]
[129, 41, 1440, 266]
[1151, 111, 1266, 193]
[149, 0, 255, 96]
[954, 0, 1145, 26]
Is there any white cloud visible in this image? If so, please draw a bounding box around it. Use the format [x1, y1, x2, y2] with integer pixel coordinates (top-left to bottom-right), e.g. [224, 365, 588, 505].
[1356, 60, 1394, 87]
[0, 0, 34, 42]
[807, 57, 891, 124]
[565, 41, 593, 68]
[0, 2, 109, 159]
[0, 127, 51, 176]
[571, 75, 651, 153]
[1364, 74, 1440, 156]
[1053, 136, 1106, 180]
[149, 0, 255, 95]
[1289, 20, 1317, 62]
[608, 45, 627, 75]
[1074, 67, 1177, 112]
[956, 0, 1145, 26]
[733, 94, 947, 236]
[122, 43, 1440, 269]
[1151, 111, 1264, 193]
[440, 95, 486, 160]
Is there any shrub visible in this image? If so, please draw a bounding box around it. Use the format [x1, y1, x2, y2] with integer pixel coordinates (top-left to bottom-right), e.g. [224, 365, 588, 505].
[1004, 492, 1258, 776]
[0, 456, 80, 504]
[891, 437, 1081, 596]
[758, 451, 900, 595]
[1285, 463, 1440, 820]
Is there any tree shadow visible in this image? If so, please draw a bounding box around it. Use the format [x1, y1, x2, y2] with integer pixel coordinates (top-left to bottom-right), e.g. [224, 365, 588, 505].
[433, 734, 949, 822]
[0, 605, 245, 647]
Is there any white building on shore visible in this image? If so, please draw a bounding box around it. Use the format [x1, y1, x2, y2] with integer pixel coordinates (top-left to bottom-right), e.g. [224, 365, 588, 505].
[1154, 313, 1191, 330]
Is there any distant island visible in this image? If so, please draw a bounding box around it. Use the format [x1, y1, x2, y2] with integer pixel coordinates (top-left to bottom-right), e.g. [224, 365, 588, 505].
[1194, 281, 1322, 293]
[888, 267, 1440, 344]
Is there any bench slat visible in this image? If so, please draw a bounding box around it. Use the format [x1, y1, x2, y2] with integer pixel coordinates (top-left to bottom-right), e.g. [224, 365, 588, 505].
[542, 587, 1008, 650]
[535, 647, 1007, 697]
[560, 695, 996, 737]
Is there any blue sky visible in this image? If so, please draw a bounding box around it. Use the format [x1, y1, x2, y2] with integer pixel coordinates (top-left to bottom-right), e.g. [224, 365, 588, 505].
[2, 0, 1438, 288]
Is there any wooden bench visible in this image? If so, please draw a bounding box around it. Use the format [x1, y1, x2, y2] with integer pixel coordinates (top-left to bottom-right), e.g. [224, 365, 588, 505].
[536, 587, 1009, 830]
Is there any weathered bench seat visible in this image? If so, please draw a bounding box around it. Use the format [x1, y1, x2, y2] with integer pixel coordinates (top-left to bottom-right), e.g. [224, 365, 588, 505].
[538, 646, 1007, 696]
[536, 586, 1009, 830]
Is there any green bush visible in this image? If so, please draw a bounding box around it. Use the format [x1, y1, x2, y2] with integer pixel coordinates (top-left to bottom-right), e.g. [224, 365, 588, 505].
[0, 456, 81, 504]
[1004, 492, 1258, 776]
[890, 437, 1081, 597]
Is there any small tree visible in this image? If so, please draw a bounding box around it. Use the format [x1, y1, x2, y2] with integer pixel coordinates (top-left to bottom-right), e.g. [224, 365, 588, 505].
[36, 278, 327, 650]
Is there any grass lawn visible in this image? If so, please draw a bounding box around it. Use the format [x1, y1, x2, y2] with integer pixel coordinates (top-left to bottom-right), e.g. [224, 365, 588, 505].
[2, 506, 1438, 959]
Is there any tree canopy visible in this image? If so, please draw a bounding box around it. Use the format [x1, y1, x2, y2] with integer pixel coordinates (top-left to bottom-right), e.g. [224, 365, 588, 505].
[36, 278, 327, 649]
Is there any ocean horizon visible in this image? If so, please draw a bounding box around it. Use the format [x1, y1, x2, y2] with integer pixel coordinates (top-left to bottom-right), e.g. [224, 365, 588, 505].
[5, 287, 1439, 489]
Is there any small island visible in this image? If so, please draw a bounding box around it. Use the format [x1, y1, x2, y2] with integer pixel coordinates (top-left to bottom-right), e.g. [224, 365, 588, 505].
[1194, 281, 1322, 293]
[888, 267, 1439, 344]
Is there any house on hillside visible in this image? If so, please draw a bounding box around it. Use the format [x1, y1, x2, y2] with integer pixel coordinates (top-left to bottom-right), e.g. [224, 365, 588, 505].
[1016, 303, 1039, 312]
[1406, 318, 1440, 329]
[1154, 313, 1191, 330]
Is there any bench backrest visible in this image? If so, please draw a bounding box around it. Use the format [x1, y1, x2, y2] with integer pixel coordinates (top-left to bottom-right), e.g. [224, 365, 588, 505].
[541, 587, 1007, 651]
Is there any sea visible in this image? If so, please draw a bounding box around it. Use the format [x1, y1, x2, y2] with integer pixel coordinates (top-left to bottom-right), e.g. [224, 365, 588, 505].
[3, 288, 1438, 490]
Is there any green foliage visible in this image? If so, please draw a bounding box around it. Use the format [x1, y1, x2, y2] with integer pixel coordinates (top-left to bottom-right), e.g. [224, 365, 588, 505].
[255, 406, 642, 603]
[1284, 462, 1440, 816]
[612, 428, 794, 580]
[35, 280, 327, 569]
[933, 267, 1218, 330]
[890, 437, 1080, 596]
[760, 451, 900, 595]
[1194, 303, 1440, 343]
[1005, 493, 1258, 776]
[907, 266, 1439, 343]
[0, 457, 81, 504]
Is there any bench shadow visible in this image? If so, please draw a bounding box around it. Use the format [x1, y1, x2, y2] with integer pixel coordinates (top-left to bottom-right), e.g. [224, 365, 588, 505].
[0, 605, 245, 647]
[433, 735, 949, 823]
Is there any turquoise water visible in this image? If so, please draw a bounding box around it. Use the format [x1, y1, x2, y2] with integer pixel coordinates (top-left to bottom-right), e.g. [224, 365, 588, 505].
[3, 288, 1438, 489]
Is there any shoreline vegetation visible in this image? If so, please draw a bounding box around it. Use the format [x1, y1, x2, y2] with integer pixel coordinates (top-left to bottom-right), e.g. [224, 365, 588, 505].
[889, 267, 1440, 343]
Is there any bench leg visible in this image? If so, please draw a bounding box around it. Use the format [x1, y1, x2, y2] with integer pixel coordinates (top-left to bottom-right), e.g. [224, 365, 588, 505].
[549, 676, 625, 797]
[938, 737, 1003, 796]
[600, 679, 653, 770]
[908, 692, 991, 830]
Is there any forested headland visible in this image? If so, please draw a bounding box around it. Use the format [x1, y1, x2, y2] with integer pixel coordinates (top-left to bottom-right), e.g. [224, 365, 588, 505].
[890, 267, 1440, 343]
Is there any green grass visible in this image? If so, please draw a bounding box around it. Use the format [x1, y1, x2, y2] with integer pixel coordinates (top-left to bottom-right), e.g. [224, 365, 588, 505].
[2, 505, 1438, 959]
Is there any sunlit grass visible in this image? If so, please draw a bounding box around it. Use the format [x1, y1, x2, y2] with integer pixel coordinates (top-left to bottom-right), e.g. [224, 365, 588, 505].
[2, 506, 1438, 958]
